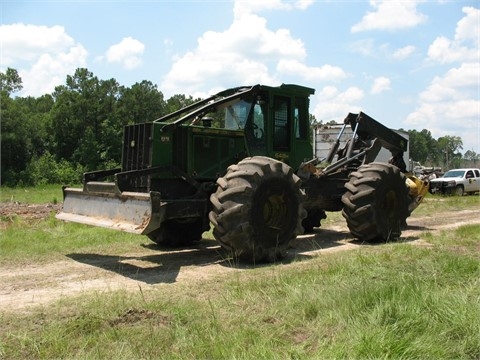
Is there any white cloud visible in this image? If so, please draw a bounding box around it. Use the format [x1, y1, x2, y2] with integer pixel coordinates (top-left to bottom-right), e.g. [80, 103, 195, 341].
[105, 37, 145, 70]
[428, 7, 480, 64]
[415, 63, 478, 108]
[276, 60, 347, 82]
[313, 86, 364, 121]
[233, 0, 313, 18]
[0, 23, 75, 64]
[392, 45, 415, 60]
[405, 62, 480, 150]
[428, 36, 479, 64]
[406, 6, 480, 152]
[349, 39, 376, 56]
[161, 0, 323, 97]
[351, 0, 427, 33]
[370, 76, 391, 94]
[0, 23, 88, 96]
[455, 6, 480, 46]
[21, 45, 88, 97]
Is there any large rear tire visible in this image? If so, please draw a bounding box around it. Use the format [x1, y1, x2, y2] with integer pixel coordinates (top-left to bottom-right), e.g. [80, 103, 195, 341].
[209, 156, 306, 263]
[341, 163, 409, 242]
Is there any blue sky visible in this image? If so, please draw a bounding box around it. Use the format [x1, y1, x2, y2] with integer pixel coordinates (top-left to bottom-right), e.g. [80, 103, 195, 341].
[2, 0, 479, 155]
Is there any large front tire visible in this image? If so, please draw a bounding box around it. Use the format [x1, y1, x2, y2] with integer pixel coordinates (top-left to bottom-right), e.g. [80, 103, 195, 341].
[209, 157, 306, 263]
[341, 163, 409, 242]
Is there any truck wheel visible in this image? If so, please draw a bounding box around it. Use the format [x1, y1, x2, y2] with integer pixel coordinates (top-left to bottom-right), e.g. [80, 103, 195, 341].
[147, 218, 206, 247]
[302, 208, 327, 233]
[341, 162, 409, 242]
[209, 156, 306, 263]
[454, 185, 464, 196]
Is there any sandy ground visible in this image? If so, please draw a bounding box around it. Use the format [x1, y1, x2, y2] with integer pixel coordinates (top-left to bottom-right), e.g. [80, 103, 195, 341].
[1, 201, 479, 312]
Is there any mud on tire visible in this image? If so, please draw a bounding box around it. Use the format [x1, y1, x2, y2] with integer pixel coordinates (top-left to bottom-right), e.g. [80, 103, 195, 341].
[209, 156, 306, 263]
[341, 162, 409, 242]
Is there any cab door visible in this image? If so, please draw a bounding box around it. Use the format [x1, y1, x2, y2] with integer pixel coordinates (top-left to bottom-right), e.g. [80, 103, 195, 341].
[272, 95, 291, 160]
[268, 93, 313, 169]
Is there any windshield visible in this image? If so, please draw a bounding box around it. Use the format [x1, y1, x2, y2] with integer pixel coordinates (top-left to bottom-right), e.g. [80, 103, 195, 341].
[442, 170, 465, 178]
[197, 98, 253, 130]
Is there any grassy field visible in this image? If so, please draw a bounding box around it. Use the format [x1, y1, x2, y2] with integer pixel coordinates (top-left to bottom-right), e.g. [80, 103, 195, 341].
[0, 184, 64, 204]
[0, 185, 479, 359]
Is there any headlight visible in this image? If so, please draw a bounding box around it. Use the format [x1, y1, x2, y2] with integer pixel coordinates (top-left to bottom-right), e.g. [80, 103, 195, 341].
[447, 180, 456, 187]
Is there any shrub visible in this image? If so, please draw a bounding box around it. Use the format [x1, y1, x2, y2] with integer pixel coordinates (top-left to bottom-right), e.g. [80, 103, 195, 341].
[25, 152, 83, 185]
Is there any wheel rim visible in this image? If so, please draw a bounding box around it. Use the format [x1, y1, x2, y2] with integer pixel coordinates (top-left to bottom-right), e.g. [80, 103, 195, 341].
[252, 179, 297, 241]
[262, 192, 288, 230]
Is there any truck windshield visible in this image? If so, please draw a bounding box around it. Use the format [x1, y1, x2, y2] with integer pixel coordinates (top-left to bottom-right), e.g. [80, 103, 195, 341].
[443, 170, 465, 178]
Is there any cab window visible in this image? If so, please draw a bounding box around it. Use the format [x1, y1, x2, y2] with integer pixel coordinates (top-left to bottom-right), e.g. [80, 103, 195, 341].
[294, 97, 309, 140]
[273, 96, 290, 151]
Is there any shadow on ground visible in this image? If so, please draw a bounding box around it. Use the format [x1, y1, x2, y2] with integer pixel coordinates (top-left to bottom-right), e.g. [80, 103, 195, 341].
[67, 223, 425, 284]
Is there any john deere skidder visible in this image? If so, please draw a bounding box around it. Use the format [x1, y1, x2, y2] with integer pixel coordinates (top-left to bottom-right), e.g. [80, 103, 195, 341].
[57, 84, 428, 262]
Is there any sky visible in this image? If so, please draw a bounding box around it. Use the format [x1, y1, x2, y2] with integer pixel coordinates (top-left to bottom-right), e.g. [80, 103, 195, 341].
[1, 0, 479, 156]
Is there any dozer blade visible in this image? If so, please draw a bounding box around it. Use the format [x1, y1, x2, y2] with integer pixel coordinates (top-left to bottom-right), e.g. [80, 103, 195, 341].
[56, 187, 164, 235]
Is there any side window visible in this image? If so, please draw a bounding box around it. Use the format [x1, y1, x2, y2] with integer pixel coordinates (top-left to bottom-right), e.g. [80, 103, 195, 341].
[273, 96, 290, 151]
[294, 97, 309, 140]
[253, 104, 265, 139]
[466, 170, 474, 179]
[474, 170, 480, 178]
[224, 100, 251, 129]
[243, 103, 267, 154]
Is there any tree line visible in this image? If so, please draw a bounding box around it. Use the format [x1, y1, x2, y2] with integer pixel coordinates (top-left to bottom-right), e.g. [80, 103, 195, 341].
[1, 67, 477, 187]
[1, 68, 198, 186]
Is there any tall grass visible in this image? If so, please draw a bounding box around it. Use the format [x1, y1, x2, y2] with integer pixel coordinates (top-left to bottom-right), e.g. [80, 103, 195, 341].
[1, 224, 479, 359]
[0, 214, 143, 264]
[414, 192, 480, 215]
[0, 184, 64, 204]
[1, 186, 479, 358]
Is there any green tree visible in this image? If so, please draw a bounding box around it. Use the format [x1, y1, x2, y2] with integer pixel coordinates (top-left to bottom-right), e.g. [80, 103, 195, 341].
[1, 94, 30, 184]
[407, 130, 427, 164]
[0, 67, 23, 94]
[16, 95, 55, 158]
[437, 135, 463, 169]
[163, 94, 199, 118]
[51, 69, 123, 170]
[95, 78, 123, 167]
[406, 129, 440, 165]
[118, 80, 165, 124]
[463, 150, 479, 165]
[0, 69, 32, 185]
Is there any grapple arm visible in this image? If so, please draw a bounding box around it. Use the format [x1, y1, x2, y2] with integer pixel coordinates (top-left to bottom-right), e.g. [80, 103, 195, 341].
[344, 112, 408, 155]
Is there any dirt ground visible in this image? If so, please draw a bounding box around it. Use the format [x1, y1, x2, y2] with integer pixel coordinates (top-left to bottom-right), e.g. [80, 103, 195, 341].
[1, 201, 479, 313]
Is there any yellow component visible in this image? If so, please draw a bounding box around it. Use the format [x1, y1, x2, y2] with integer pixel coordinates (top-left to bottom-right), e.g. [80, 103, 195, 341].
[405, 172, 430, 213]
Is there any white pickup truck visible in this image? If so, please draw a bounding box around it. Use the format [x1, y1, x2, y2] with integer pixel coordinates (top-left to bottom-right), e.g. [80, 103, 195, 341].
[429, 168, 480, 196]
